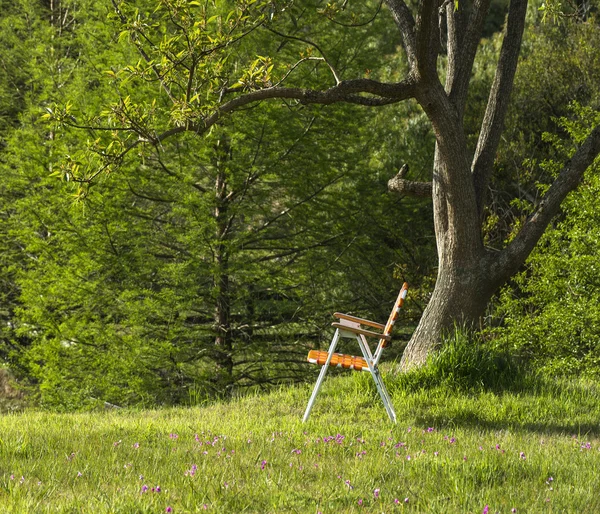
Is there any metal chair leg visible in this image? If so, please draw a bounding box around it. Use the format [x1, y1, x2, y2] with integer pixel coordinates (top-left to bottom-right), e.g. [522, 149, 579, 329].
[357, 334, 397, 423]
[302, 330, 340, 423]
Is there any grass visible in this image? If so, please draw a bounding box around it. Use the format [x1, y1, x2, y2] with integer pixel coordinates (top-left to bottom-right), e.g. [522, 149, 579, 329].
[1, 367, 600, 513]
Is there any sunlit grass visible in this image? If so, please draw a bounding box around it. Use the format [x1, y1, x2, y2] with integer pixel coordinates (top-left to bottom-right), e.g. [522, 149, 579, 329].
[1, 370, 600, 513]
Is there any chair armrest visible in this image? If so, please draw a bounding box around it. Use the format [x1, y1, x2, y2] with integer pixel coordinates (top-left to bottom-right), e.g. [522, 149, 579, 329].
[333, 313, 385, 330]
[331, 323, 391, 341]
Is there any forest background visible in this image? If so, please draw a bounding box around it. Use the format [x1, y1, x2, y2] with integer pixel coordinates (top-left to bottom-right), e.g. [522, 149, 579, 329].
[1, 0, 600, 411]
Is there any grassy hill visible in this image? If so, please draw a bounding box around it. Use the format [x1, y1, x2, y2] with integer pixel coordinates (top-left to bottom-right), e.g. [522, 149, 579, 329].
[1, 364, 600, 513]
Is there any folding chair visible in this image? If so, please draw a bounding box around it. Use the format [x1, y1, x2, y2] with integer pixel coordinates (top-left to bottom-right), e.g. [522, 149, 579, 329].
[303, 282, 408, 423]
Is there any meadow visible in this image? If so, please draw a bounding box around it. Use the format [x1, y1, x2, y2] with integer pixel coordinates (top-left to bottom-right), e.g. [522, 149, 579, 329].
[1, 366, 600, 514]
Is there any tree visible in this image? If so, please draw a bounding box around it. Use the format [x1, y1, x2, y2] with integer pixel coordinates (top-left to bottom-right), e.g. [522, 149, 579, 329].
[48, 0, 600, 371]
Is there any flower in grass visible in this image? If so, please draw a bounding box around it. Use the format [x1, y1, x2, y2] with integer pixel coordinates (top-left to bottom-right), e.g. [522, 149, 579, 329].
[482, 506, 489, 514]
[463, 456, 467, 461]
[10, 475, 14, 480]
[76, 472, 82, 478]
[511, 509, 517, 513]
[133, 442, 140, 449]
[345, 479, 353, 490]
[260, 460, 267, 470]
[427, 427, 435, 433]
[166, 508, 172, 513]
[434, 451, 439, 457]
[394, 498, 400, 505]
[374, 488, 380, 498]
[546, 476, 554, 484]
[141, 485, 149, 493]
[169, 433, 179, 440]
[404, 497, 409, 503]
[357, 499, 363, 506]
[20, 476, 25, 484]
[519, 452, 526, 460]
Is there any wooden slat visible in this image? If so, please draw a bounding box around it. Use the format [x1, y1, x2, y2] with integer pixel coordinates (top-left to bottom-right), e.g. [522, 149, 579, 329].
[333, 312, 385, 330]
[331, 323, 391, 341]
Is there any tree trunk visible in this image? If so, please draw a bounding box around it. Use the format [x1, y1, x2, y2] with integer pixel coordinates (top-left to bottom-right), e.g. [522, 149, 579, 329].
[400, 85, 497, 370]
[213, 142, 234, 393]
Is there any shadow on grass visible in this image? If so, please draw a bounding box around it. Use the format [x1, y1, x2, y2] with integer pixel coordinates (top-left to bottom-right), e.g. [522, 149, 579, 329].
[414, 410, 600, 438]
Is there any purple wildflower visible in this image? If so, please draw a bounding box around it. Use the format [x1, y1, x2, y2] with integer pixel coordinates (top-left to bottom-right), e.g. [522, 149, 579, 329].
[141, 485, 149, 493]
[260, 460, 267, 470]
[166, 508, 172, 513]
[519, 452, 526, 460]
[374, 488, 380, 498]
[483, 506, 489, 514]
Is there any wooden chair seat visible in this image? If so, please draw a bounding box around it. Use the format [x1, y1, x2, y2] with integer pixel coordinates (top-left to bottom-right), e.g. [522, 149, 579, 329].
[307, 350, 369, 371]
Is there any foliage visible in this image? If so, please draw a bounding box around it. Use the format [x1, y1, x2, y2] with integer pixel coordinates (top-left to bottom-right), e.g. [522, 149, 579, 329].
[493, 105, 600, 377]
[0, 0, 435, 408]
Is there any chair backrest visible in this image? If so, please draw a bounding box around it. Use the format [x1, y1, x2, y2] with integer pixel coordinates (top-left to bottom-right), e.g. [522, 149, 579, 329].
[380, 282, 408, 348]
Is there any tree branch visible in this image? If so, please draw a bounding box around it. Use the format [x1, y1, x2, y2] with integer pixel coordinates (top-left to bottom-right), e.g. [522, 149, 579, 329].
[493, 124, 600, 281]
[265, 26, 341, 85]
[471, 0, 528, 216]
[384, 0, 417, 69]
[415, 0, 441, 78]
[446, 0, 492, 114]
[387, 164, 433, 197]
